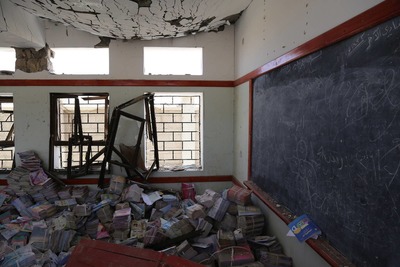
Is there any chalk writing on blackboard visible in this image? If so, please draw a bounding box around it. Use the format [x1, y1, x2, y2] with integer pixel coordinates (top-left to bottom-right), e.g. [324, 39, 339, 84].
[251, 16, 400, 266]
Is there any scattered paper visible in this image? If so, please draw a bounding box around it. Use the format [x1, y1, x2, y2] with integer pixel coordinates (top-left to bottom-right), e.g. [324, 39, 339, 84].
[141, 191, 162, 205]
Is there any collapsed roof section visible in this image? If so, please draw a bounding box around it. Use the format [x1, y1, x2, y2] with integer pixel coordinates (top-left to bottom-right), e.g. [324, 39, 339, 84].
[8, 0, 252, 40]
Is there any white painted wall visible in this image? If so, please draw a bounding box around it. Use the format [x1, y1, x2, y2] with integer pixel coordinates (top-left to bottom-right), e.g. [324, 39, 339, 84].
[0, 18, 235, 177]
[1, 85, 233, 177]
[233, 82, 249, 181]
[252, 196, 330, 267]
[109, 28, 234, 80]
[1, 21, 235, 81]
[234, 0, 384, 79]
[0, 0, 45, 48]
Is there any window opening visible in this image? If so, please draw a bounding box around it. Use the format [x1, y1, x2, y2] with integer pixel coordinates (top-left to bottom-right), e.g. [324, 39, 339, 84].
[51, 48, 109, 75]
[144, 47, 203, 75]
[98, 93, 159, 188]
[0, 48, 16, 73]
[146, 93, 202, 171]
[49, 93, 109, 177]
[0, 95, 14, 172]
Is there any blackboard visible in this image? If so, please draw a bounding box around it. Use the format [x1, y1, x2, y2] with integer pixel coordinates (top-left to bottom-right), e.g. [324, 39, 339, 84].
[252, 16, 400, 267]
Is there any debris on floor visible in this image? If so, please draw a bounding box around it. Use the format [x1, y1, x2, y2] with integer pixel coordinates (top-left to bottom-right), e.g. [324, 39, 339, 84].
[0, 151, 293, 266]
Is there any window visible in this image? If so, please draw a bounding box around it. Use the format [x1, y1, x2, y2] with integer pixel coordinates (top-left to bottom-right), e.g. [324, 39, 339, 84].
[144, 47, 203, 75]
[49, 93, 109, 175]
[0, 48, 15, 72]
[0, 94, 14, 172]
[51, 48, 109, 75]
[146, 93, 202, 171]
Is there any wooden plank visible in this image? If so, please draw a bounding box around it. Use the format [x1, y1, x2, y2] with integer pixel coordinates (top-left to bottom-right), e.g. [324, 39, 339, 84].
[163, 255, 205, 267]
[70, 246, 160, 267]
[66, 239, 205, 267]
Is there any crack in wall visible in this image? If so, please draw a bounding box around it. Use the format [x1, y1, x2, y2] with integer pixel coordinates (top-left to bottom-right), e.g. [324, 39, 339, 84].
[56, 6, 100, 15]
[0, 3, 9, 30]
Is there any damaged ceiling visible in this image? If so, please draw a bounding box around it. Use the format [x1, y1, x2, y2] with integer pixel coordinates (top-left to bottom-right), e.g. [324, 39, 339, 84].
[9, 0, 252, 40]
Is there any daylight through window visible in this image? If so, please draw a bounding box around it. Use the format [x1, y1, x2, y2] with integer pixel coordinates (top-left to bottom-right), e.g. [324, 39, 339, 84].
[0, 48, 16, 72]
[0, 94, 14, 171]
[49, 93, 109, 172]
[51, 48, 109, 75]
[146, 93, 202, 171]
[144, 47, 203, 75]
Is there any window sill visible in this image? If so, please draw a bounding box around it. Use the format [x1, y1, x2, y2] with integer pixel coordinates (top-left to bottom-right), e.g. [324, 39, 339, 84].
[157, 165, 202, 172]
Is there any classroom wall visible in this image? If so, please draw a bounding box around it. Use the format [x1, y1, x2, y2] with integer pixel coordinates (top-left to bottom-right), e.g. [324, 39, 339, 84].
[234, 0, 384, 79]
[251, 195, 330, 267]
[233, 82, 249, 181]
[0, 20, 235, 178]
[232, 1, 384, 266]
[232, 0, 384, 184]
[1, 21, 235, 81]
[0, 3, 388, 264]
[0, 85, 233, 178]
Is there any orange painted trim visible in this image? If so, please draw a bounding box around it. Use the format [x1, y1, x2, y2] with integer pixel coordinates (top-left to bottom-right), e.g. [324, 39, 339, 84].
[62, 178, 110, 185]
[0, 175, 233, 187]
[133, 175, 233, 184]
[0, 79, 234, 87]
[234, 0, 400, 86]
[244, 180, 355, 267]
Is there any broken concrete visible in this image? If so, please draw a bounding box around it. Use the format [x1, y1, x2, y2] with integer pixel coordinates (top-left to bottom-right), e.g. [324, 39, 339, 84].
[9, 0, 252, 40]
[14, 45, 54, 73]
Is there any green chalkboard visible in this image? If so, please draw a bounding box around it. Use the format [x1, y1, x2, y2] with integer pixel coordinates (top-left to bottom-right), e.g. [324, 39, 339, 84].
[252, 16, 400, 267]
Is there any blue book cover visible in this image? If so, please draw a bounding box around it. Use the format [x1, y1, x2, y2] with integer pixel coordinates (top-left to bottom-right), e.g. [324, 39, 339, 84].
[288, 214, 321, 242]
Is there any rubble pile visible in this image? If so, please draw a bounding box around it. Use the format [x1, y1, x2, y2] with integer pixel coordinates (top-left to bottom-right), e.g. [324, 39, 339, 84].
[0, 152, 293, 267]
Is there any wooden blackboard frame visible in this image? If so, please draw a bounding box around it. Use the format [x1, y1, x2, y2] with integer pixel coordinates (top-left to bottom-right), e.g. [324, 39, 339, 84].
[244, 1, 400, 267]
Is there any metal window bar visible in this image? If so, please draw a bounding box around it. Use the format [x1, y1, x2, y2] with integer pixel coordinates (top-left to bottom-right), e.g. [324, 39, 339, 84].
[147, 94, 201, 170]
[0, 97, 15, 171]
[98, 93, 159, 188]
[49, 93, 109, 175]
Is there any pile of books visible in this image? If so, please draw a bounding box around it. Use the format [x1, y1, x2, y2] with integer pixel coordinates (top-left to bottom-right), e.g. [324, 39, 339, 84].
[73, 204, 91, 217]
[29, 226, 50, 251]
[227, 185, 252, 206]
[217, 244, 255, 267]
[96, 205, 113, 232]
[18, 151, 42, 171]
[38, 178, 60, 203]
[85, 216, 99, 239]
[49, 229, 76, 254]
[113, 207, 131, 231]
[165, 218, 194, 239]
[0, 151, 296, 266]
[71, 186, 89, 204]
[28, 203, 57, 220]
[6, 167, 32, 195]
[195, 189, 221, 208]
[1, 244, 36, 267]
[58, 187, 73, 200]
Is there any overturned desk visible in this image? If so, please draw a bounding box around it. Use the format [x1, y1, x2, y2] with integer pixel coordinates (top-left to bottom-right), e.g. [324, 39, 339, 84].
[66, 239, 203, 267]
